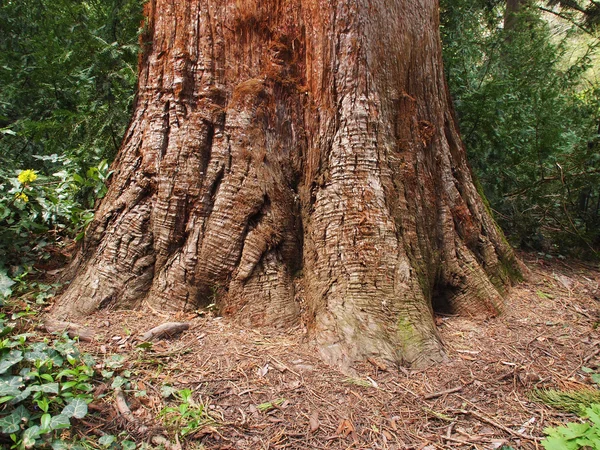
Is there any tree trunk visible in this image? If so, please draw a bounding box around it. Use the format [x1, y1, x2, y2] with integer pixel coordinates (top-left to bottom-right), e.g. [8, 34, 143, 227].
[53, 0, 521, 368]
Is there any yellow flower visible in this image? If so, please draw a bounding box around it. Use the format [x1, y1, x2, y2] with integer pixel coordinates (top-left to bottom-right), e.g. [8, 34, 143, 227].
[15, 192, 29, 203]
[17, 169, 37, 185]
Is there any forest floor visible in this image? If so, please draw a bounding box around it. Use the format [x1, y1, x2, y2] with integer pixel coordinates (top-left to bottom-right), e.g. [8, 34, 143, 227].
[46, 252, 600, 450]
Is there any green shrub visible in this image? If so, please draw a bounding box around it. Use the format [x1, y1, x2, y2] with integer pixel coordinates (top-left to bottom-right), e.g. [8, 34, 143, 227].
[0, 161, 110, 271]
[441, 0, 600, 255]
[0, 313, 95, 449]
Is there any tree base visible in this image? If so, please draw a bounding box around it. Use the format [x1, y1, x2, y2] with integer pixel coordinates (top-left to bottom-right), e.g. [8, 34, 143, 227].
[51, 0, 522, 369]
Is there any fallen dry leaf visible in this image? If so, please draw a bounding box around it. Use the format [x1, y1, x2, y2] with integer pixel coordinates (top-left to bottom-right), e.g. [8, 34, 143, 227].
[336, 419, 355, 437]
[309, 411, 320, 433]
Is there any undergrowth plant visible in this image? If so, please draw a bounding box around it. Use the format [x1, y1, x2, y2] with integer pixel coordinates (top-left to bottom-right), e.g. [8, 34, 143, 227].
[0, 313, 95, 449]
[160, 387, 219, 438]
[533, 388, 600, 414]
[542, 404, 600, 450]
[0, 161, 111, 277]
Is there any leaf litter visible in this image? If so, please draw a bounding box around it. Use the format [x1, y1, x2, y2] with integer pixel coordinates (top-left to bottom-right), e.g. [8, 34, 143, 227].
[43, 253, 600, 449]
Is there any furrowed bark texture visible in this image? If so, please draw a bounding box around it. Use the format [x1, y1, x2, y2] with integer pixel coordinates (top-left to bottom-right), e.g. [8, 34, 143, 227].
[53, 0, 520, 368]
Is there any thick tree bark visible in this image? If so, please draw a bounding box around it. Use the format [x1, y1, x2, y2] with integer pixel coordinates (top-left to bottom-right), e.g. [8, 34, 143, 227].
[53, 0, 521, 368]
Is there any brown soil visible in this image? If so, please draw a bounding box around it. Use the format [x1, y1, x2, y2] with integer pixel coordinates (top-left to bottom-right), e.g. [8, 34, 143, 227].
[54, 253, 600, 449]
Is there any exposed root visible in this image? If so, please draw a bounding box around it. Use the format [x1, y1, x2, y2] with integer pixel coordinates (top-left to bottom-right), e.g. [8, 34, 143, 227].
[140, 322, 190, 341]
[43, 319, 95, 342]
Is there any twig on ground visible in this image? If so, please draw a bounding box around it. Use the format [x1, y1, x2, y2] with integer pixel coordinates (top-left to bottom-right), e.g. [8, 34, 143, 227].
[583, 346, 600, 364]
[424, 385, 464, 400]
[457, 409, 540, 441]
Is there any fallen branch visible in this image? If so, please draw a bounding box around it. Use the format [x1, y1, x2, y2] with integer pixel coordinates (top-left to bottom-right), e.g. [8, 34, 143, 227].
[43, 319, 95, 342]
[443, 435, 478, 445]
[457, 409, 540, 441]
[424, 385, 463, 400]
[140, 322, 190, 341]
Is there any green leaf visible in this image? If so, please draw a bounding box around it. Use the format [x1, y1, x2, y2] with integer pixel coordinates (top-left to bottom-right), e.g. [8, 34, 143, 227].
[98, 434, 116, 446]
[585, 404, 600, 425]
[61, 397, 88, 419]
[71, 174, 84, 184]
[22, 425, 41, 448]
[541, 435, 580, 450]
[0, 375, 24, 396]
[0, 270, 15, 299]
[0, 350, 23, 374]
[36, 396, 50, 413]
[49, 414, 71, 431]
[41, 373, 55, 382]
[559, 422, 591, 440]
[121, 441, 136, 450]
[40, 413, 52, 433]
[0, 411, 22, 434]
[0, 395, 14, 404]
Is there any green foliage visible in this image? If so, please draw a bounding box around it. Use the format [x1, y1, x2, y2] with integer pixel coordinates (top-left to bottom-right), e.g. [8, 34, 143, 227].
[542, 404, 600, 449]
[0, 0, 142, 168]
[441, 0, 600, 255]
[0, 313, 95, 449]
[0, 0, 142, 270]
[160, 388, 219, 438]
[0, 161, 111, 271]
[532, 388, 600, 414]
[96, 435, 136, 450]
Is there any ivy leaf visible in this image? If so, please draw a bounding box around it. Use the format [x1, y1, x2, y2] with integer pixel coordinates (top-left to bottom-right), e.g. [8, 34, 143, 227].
[161, 384, 178, 398]
[10, 385, 33, 404]
[0, 410, 22, 434]
[0, 350, 23, 374]
[51, 441, 70, 450]
[0, 270, 15, 299]
[121, 441, 136, 450]
[0, 375, 24, 396]
[61, 397, 88, 419]
[51, 441, 85, 450]
[24, 350, 48, 363]
[98, 434, 116, 447]
[0, 404, 30, 434]
[22, 425, 41, 448]
[49, 414, 71, 431]
[40, 382, 59, 394]
[111, 376, 126, 389]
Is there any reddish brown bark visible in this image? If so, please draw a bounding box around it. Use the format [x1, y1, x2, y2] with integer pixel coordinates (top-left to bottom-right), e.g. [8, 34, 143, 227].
[53, 0, 521, 368]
